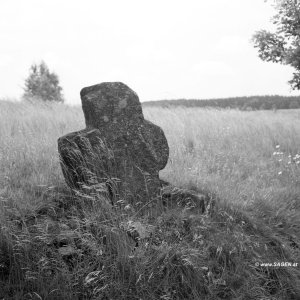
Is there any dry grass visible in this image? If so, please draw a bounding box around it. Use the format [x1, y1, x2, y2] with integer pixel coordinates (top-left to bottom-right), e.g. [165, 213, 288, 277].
[0, 100, 83, 211]
[145, 107, 300, 222]
[0, 100, 299, 299]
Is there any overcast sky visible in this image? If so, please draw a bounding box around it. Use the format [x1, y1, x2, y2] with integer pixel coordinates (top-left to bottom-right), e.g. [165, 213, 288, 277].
[1, 0, 299, 104]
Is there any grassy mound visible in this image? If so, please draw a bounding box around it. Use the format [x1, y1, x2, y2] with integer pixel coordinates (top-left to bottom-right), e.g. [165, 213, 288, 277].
[0, 185, 299, 300]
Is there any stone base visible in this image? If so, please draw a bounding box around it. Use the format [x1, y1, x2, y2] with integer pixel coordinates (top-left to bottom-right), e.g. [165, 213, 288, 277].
[58, 128, 163, 205]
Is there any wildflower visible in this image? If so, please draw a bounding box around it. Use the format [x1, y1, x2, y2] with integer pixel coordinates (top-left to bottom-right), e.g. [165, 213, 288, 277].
[278, 171, 282, 175]
[124, 204, 131, 210]
[276, 145, 280, 149]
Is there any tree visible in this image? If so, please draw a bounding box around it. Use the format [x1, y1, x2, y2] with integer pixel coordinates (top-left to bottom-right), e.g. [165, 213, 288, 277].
[23, 61, 64, 102]
[252, 0, 300, 89]
[289, 99, 300, 108]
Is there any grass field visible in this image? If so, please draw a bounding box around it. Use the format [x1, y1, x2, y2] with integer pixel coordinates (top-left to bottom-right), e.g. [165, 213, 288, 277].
[146, 107, 300, 220]
[0, 100, 299, 299]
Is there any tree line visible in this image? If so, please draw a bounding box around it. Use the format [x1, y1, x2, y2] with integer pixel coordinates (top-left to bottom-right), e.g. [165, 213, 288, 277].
[142, 95, 300, 110]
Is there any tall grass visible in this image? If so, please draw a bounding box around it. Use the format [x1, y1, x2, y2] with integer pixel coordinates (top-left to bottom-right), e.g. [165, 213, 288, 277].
[145, 107, 300, 221]
[0, 100, 84, 210]
[0, 100, 299, 299]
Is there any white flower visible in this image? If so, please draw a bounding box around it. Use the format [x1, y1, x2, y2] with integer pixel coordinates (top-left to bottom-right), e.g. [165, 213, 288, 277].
[276, 145, 280, 149]
[278, 171, 282, 175]
[124, 204, 131, 210]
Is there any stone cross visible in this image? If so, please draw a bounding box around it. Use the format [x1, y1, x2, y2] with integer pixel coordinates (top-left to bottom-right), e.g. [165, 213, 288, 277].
[58, 82, 169, 205]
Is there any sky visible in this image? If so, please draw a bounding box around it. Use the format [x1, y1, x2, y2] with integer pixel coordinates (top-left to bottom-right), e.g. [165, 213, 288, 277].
[1, 0, 299, 104]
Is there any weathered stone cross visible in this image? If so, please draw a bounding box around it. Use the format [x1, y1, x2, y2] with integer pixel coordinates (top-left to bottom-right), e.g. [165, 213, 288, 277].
[58, 82, 169, 205]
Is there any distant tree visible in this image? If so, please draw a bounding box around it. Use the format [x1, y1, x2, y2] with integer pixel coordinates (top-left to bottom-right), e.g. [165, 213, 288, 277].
[289, 100, 300, 108]
[252, 0, 300, 89]
[259, 103, 266, 110]
[23, 61, 64, 102]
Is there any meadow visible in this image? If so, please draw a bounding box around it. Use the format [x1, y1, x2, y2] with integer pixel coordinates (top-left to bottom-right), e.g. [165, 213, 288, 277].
[0, 100, 299, 299]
